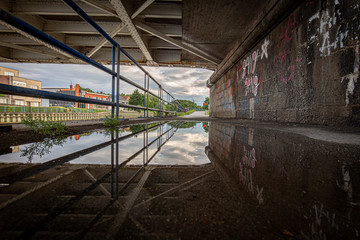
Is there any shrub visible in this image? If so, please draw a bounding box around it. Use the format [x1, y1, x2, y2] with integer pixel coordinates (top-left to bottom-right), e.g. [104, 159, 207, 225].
[21, 114, 66, 135]
[104, 116, 121, 127]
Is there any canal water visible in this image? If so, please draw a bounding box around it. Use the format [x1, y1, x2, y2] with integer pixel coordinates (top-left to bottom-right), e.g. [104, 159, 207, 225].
[0, 121, 359, 239]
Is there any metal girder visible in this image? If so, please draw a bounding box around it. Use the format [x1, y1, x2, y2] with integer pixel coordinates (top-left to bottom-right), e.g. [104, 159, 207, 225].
[66, 34, 136, 47]
[89, 48, 182, 65]
[109, 0, 156, 66]
[86, 47, 145, 62]
[139, 2, 181, 19]
[0, 41, 65, 58]
[135, 21, 220, 65]
[86, 0, 154, 58]
[12, 0, 112, 16]
[0, 18, 73, 59]
[131, 0, 155, 19]
[68, 35, 179, 49]
[79, 0, 118, 17]
[44, 20, 128, 34]
[0, 56, 17, 62]
[153, 49, 181, 62]
[86, 23, 124, 57]
[149, 38, 181, 49]
[0, 33, 40, 45]
[145, 23, 181, 37]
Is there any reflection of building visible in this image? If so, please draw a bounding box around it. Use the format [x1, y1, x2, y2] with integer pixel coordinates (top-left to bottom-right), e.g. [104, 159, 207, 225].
[10, 146, 19, 153]
[0, 66, 42, 106]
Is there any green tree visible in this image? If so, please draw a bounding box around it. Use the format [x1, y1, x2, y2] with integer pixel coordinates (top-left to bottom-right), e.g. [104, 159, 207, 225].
[80, 87, 94, 93]
[202, 97, 209, 110]
[129, 89, 144, 106]
[173, 99, 198, 111]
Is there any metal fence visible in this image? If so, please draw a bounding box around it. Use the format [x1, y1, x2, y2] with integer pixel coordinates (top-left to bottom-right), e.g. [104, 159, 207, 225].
[0, 0, 184, 119]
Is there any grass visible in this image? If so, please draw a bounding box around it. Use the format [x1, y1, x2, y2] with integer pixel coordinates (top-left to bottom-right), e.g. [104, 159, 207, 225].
[176, 109, 196, 116]
[21, 114, 66, 135]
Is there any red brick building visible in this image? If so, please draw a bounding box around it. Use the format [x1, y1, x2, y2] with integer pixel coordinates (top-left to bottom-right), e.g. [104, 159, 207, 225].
[60, 84, 111, 110]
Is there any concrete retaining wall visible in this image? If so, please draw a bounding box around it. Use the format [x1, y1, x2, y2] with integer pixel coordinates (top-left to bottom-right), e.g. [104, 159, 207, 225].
[209, 0, 360, 125]
[0, 111, 154, 124]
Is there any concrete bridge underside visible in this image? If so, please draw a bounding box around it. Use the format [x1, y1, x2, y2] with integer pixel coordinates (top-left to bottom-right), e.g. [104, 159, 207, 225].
[0, 0, 359, 126]
[0, 0, 300, 69]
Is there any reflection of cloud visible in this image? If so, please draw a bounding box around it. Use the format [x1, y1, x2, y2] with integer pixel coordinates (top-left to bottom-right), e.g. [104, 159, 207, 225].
[0, 122, 209, 165]
[0, 63, 213, 105]
[149, 123, 209, 165]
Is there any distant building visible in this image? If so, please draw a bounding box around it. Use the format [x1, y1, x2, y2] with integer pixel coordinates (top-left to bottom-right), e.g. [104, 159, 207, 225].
[0, 66, 42, 107]
[41, 87, 76, 108]
[43, 84, 128, 110]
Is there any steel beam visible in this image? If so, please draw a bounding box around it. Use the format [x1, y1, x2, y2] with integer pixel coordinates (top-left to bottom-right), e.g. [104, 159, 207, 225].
[86, 23, 125, 57]
[79, 0, 118, 17]
[0, 41, 66, 58]
[109, 0, 156, 66]
[87, 0, 154, 58]
[12, 0, 112, 16]
[131, 0, 155, 19]
[138, 2, 181, 19]
[134, 21, 220, 65]
[65, 34, 136, 47]
[44, 20, 126, 34]
[0, 9, 115, 74]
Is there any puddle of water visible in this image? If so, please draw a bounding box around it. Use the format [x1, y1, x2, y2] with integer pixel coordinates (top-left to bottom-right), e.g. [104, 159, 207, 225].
[207, 122, 360, 239]
[0, 121, 359, 239]
[0, 121, 210, 165]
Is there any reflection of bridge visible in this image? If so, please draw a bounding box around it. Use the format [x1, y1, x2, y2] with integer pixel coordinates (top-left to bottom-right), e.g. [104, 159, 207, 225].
[0, 121, 222, 239]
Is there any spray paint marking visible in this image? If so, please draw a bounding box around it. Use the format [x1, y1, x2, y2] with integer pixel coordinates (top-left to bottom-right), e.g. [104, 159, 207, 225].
[274, 13, 299, 83]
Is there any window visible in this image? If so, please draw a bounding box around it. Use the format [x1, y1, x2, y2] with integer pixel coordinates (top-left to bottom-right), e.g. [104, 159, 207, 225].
[13, 81, 26, 87]
[0, 98, 8, 104]
[4, 71, 15, 76]
[29, 85, 39, 89]
[32, 102, 40, 107]
[14, 100, 25, 106]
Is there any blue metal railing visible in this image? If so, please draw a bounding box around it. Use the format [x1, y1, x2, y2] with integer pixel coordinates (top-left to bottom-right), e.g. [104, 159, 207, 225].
[0, 0, 184, 118]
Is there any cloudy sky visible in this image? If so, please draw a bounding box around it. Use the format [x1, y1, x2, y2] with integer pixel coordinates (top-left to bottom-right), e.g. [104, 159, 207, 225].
[0, 62, 213, 105]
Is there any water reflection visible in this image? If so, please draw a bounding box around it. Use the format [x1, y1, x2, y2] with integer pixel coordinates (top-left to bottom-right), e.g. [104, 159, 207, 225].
[0, 121, 359, 239]
[0, 121, 209, 165]
[20, 137, 67, 163]
[207, 122, 360, 239]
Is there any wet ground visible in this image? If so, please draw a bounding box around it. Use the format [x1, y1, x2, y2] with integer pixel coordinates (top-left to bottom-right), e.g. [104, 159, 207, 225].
[0, 119, 359, 239]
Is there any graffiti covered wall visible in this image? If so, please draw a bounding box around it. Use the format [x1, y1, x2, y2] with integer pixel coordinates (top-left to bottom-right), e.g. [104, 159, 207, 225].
[210, 0, 360, 125]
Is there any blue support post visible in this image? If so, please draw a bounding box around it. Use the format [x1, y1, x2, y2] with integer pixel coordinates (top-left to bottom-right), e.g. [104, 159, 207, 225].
[116, 45, 120, 118]
[147, 75, 149, 117]
[144, 73, 146, 118]
[112, 45, 115, 118]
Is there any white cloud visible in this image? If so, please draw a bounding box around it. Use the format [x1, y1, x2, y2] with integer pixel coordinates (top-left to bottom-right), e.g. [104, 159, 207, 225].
[0, 63, 213, 105]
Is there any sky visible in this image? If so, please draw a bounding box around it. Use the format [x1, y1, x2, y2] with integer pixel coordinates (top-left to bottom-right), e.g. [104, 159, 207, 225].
[0, 62, 213, 105]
